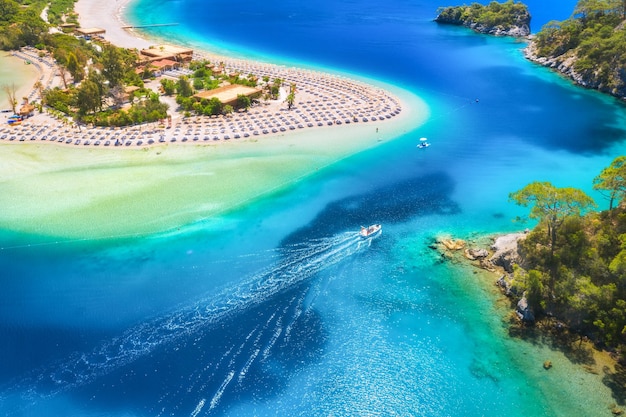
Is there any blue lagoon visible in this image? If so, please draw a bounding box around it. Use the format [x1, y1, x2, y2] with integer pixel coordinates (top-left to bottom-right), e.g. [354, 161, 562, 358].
[1, 0, 626, 416]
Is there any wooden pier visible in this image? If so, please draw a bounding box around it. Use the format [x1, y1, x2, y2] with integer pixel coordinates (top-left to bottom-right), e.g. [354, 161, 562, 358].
[121, 23, 179, 29]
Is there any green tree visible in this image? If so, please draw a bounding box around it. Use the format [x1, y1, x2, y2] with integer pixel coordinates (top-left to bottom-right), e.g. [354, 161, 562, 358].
[176, 76, 193, 97]
[526, 269, 545, 313]
[574, 0, 622, 19]
[0, 0, 19, 24]
[511, 182, 597, 297]
[17, 9, 48, 46]
[269, 78, 282, 100]
[594, 299, 626, 345]
[192, 77, 204, 91]
[160, 79, 176, 95]
[236, 94, 251, 111]
[203, 97, 222, 115]
[285, 82, 296, 110]
[510, 181, 597, 256]
[75, 79, 102, 117]
[66, 52, 83, 83]
[593, 156, 626, 210]
[100, 45, 126, 88]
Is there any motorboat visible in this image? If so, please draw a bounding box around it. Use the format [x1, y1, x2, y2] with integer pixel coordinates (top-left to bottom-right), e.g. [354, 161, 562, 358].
[360, 224, 382, 238]
[417, 137, 430, 148]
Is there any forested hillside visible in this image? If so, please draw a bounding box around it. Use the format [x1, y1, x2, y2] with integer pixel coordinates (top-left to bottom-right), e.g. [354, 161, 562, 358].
[509, 157, 626, 354]
[528, 0, 626, 98]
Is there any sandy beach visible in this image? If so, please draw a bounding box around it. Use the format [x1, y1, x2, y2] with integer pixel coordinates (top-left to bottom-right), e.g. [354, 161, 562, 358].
[0, 0, 422, 150]
[0, 0, 428, 240]
[74, 0, 151, 49]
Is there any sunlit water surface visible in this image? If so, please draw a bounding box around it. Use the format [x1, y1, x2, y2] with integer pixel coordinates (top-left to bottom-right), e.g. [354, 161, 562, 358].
[2, 0, 626, 415]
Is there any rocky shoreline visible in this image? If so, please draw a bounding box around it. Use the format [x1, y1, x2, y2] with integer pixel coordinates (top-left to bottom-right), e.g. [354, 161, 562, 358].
[431, 231, 626, 415]
[435, 2, 626, 101]
[522, 42, 626, 100]
[431, 231, 526, 274]
[435, 15, 530, 37]
[434, 4, 531, 38]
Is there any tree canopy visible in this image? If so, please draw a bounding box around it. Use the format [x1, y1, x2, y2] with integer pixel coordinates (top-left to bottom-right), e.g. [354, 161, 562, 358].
[593, 156, 626, 210]
[532, 0, 626, 97]
[510, 181, 596, 251]
[435, 0, 530, 34]
[505, 160, 626, 354]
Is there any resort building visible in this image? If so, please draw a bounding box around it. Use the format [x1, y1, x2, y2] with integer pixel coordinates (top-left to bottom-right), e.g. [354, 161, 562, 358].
[140, 45, 194, 63]
[59, 23, 77, 32]
[74, 27, 106, 38]
[135, 59, 181, 77]
[193, 84, 262, 107]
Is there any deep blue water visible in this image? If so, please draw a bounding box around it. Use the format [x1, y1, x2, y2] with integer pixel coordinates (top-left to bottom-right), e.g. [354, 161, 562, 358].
[3, 0, 626, 416]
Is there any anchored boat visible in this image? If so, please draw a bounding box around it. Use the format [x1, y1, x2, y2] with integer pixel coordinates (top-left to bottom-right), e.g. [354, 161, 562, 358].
[417, 137, 430, 148]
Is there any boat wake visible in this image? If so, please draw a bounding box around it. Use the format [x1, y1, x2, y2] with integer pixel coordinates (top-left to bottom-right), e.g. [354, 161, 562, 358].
[2, 228, 381, 414]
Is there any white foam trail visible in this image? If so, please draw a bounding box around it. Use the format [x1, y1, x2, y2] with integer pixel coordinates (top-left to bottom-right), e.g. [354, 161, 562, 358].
[238, 348, 260, 383]
[209, 370, 235, 411]
[190, 398, 205, 417]
[8, 230, 379, 399]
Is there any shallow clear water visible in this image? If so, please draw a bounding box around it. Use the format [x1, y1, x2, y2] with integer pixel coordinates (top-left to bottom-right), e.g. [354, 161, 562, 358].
[0, 54, 39, 109]
[2, 0, 626, 416]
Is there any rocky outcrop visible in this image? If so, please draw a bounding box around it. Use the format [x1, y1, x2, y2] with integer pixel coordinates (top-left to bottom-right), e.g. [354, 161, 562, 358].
[435, 4, 531, 38]
[439, 237, 466, 251]
[489, 232, 526, 273]
[524, 38, 626, 100]
[465, 247, 489, 260]
[496, 274, 516, 297]
[516, 296, 535, 323]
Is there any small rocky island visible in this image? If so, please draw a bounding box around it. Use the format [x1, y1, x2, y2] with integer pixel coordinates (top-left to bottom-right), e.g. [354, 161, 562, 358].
[435, 0, 531, 37]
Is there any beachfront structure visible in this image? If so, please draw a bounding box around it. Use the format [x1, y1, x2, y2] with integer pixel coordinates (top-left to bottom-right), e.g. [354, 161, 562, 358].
[135, 59, 181, 77]
[19, 103, 35, 117]
[140, 45, 194, 63]
[59, 23, 77, 32]
[74, 27, 106, 38]
[193, 85, 262, 107]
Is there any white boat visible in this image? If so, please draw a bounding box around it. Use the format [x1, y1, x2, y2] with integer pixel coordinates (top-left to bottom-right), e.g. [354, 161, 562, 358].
[360, 224, 382, 238]
[417, 137, 430, 148]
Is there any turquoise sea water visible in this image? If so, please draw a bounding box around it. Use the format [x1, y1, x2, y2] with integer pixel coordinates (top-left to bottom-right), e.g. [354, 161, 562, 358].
[3, 0, 626, 416]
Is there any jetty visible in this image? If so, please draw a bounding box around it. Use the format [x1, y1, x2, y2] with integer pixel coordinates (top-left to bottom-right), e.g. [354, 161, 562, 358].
[121, 23, 179, 29]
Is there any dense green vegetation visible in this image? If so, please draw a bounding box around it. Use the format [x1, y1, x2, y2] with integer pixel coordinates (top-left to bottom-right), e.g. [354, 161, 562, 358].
[435, 0, 530, 32]
[38, 38, 171, 127]
[0, 0, 48, 49]
[171, 63, 272, 117]
[0, 0, 171, 126]
[532, 0, 626, 96]
[0, 0, 79, 49]
[509, 156, 626, 352]
[1, 0, 290, 125]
